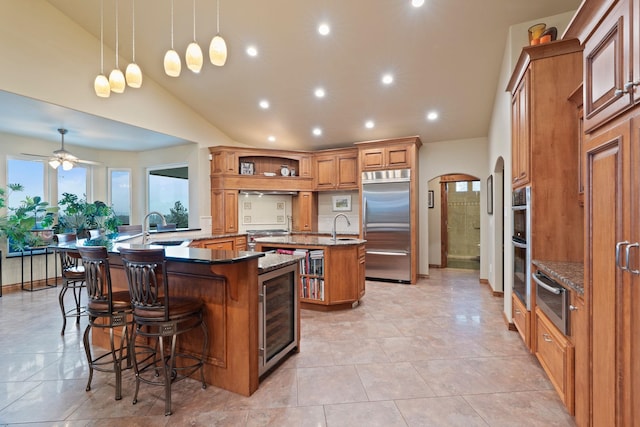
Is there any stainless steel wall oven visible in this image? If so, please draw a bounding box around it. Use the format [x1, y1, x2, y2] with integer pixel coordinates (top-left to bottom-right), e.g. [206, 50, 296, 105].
[532, 270, 569, 335]
[512, 186, 531, 309]
[258, 262, 299, 376]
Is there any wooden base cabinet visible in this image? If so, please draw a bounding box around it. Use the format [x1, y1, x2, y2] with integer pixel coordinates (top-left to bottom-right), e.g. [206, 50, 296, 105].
[535, 307, 575, 413]
[512, 293, 530, 348]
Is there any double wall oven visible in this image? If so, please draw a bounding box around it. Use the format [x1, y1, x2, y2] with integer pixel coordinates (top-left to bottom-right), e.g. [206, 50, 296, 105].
[512, 186, 531, 310]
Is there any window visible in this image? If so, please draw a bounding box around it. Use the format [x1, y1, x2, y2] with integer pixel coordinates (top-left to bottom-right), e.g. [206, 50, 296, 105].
[57, 166, 87, 202]
[109, 169, 131, 225]
[148, 165, 189, 228]
[7, 158, 45, 208]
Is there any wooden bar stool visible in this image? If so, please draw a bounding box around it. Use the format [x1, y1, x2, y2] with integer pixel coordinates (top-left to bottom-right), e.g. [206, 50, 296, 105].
[55, 233, 86, 335]
[119, 247, 208, 416]
[77, 246, 132, 400]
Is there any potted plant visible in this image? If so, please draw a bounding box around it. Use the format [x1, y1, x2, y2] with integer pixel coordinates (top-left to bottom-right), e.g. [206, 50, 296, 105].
[56, 193, 88, 237]
[57, 193, 120, 239]
[0, 183, 57, 251]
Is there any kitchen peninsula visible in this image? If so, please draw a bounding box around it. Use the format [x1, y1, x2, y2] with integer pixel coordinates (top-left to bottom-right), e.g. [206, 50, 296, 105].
[65, 238, 301, 397]
[255, 235, 366, 310]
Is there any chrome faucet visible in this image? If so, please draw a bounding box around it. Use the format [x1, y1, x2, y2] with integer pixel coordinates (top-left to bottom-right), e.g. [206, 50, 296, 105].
[142, 211, 167, 244]
[332, 213, 351, 241]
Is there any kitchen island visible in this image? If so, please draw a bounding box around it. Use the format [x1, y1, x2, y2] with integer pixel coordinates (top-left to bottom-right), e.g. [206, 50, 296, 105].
[61, 239, 301, 397]
[255, 235, 366, 310]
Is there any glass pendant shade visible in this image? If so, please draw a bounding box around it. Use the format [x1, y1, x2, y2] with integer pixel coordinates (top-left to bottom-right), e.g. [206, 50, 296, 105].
[209, 35, 227, 66]
[109, 68, 126, 93]
[94, 74, 111, 98]
[186, 42, 203, 73]
[49, 159, 61, 169]
[62, 160, 74, 171]
[126, 63, 143, 88]
[164, 49, 181, 77]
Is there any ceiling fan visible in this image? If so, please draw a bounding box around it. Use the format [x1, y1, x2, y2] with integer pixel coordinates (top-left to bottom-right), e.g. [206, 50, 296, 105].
[22, 128, 101, 170]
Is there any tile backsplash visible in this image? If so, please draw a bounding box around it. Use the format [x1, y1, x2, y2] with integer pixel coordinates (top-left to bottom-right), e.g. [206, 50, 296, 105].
[317, 191, 359, 234]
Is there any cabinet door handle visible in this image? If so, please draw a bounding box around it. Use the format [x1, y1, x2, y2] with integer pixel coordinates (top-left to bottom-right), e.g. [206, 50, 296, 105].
[627, 242, 640, 274]
[515, 309, 521, 315]
[542, 333, 553, 343]
[624, 80, 640, 91]
[616, 241, 630, 270]
[569, 305, 578, 311]
[614, 87, 629, 96]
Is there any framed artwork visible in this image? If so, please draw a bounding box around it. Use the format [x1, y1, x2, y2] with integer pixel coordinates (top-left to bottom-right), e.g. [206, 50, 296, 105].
[240, 162, 255, 175]
[428, 190, 434, 208]
[487, 175, 493, 215]
[332, 195, 352, 212]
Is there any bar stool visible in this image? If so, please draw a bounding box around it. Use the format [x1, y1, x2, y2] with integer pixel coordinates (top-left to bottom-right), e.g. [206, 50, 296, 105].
[56, 233, 86, 335]
[119, 247, 208, 416]
[77, 246, 132, 401]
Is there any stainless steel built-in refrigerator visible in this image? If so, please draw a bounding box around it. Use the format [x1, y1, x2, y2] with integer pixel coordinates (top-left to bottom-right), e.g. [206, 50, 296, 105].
[362, 169, 411, 283]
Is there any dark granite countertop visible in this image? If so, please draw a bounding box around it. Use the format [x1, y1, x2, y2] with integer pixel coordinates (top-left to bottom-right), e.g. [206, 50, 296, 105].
[532, 260, 584, 296]
[258, 253, 304, 274]
[53, 239, 264, 265]
[254, 235, 366, 246]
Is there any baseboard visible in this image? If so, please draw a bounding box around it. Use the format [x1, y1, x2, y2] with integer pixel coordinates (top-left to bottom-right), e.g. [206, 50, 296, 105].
[503, 311, 517, 331]
[428, 264, 442, 269]
[1, 278, 59, 295]
[417, 273, 430, 279]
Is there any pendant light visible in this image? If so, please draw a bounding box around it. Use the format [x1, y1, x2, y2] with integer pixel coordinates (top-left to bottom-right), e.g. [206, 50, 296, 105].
[94, 0, 110, 98]
[125, 0, 143, 87]
[164, 0, 181, 77]
[186, 0, 203, 73]
[209, 0, 227, 66]
[108, 0, 126, 93]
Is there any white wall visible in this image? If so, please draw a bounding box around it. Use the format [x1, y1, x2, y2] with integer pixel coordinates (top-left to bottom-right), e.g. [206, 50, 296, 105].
[418, 137, 489, 278]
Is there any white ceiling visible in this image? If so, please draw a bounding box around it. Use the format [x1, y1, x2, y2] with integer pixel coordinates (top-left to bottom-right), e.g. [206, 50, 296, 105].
[2, 0, 581, 152]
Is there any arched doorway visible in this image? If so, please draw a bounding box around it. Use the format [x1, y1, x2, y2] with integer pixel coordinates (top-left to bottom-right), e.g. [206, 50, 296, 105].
[428, 174, 481, 270]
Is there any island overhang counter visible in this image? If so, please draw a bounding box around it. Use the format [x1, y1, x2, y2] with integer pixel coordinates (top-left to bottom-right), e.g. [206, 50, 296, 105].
[69, 241, 299, 397]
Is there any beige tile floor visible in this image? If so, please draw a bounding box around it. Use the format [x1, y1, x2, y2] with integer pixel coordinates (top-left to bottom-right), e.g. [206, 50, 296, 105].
[0, 268, 576, 426]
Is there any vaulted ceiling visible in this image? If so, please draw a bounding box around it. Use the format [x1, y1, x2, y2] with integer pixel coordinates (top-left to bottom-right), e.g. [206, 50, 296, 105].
[1, 0, 581, 152]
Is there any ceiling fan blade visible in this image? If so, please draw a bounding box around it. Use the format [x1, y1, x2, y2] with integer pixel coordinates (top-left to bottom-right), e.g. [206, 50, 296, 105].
[77, 159, 102, 166]
[20, 152, 49, 159]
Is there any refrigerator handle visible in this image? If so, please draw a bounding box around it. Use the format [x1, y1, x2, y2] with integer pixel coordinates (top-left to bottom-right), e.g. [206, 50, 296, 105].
[362, 197, 367, 238]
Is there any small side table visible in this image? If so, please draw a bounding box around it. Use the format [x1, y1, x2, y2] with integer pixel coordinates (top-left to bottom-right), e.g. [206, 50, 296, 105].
[20, 247, 57, 292]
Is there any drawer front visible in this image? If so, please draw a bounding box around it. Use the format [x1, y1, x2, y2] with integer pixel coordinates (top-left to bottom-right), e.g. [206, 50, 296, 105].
[203, 239, 234, 250]
[512, 294, 528, 345]
[535, 308, 574, 412]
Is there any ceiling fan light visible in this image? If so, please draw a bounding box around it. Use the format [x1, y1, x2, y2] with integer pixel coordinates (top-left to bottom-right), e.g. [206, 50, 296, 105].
[209, 35, 227, 66]
[186, 42, 203, 73]
[125, 62, 143, 88]
[94, 74, 111, 98]
[109, 68, 126, 93]
[49, 159, 61, 169]
[62, 160, 74, 171]
[164, 49, 181, 77]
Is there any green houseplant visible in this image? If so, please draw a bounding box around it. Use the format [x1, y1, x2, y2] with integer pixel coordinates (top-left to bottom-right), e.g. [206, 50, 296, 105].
[0, 183, 57, 251]
[57, 193, 120, 238]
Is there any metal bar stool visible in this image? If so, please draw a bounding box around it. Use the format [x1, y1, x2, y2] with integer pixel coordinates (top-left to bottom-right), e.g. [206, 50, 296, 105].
[56, 233, 86, 335]
[77, 246, 133, 401]
[119, 247, 208, 416]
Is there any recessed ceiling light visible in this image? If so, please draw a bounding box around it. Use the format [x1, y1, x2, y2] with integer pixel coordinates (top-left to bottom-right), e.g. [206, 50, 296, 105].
[365, 120, 375, 129]
[312, 127, 322, 136]
[318, 23, 330, 36]
[268, 135, 276, 142]
[412, 0, 425, 7]
[381, 73, 394, 85]
[259, 100, 270, 109]
[246, 46, 258, 57]
[314, 87, 326, 98]
[427, 111, 439, 121]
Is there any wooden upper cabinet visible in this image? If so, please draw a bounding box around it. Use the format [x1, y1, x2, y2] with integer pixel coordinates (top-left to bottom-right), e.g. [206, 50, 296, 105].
[355, 136, 421, 172]
[292, 191, 317, 232]
[313, 148, 358, 190]
[584, 0, 633, 132]
[511, 72, 531, 187]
